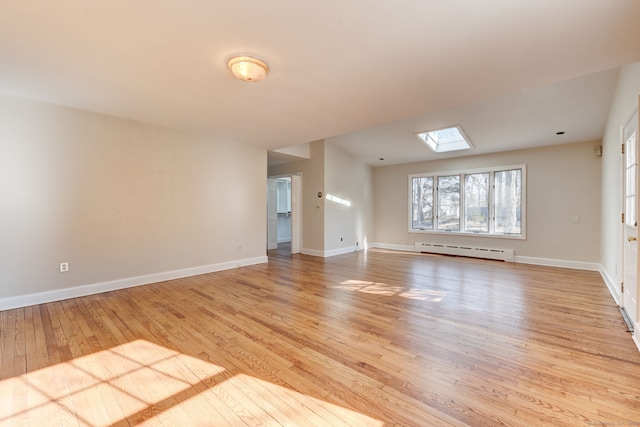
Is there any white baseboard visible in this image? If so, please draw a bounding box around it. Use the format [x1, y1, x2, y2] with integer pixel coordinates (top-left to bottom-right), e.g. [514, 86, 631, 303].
[0, 256, 268, 311]
[301, 246, 361, 258]
[603, 269, 640, 354]
[512, 256, 600, 271]
[324, 246, 359, 257]
[600, 266, 621, 305]
[633, 332, 640, 353]
[369, 242, 415, 252]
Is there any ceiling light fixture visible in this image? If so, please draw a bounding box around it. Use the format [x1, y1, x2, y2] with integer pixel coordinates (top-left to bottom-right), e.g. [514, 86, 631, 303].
[227, 55, 269, 82]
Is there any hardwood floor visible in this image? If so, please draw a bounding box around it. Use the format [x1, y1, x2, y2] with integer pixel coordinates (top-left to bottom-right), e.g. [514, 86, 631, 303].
[1, 249, 639, 426]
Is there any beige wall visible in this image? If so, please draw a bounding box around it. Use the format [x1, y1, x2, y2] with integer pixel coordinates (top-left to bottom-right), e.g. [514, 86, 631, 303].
[601, 61, 640, 298]
[268, 140, 375, 256]
[374, 140, 602, 263]
[0, 94, 267, 301]
[324, 142, 374, 252]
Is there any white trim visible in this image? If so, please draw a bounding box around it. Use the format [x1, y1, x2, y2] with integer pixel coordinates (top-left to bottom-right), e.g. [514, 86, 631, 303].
[514, 256, 600, 271]
[324, 246, 360, 257]
[301, 246, 362, 258]
[408, 229, 526, 240]
[633, 332, 640, 353]
[0, 256, 268, 311]
[371, 242, 417, 252]
[600, 266, 621, 305]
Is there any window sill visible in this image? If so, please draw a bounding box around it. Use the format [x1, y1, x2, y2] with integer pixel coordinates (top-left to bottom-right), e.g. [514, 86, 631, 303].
[409, 229, 526, 240]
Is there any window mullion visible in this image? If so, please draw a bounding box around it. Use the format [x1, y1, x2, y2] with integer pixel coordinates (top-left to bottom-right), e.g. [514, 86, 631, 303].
[434, 177, 439, 230]
[489, 171, 495, 234]
[460, 173, 466, 232]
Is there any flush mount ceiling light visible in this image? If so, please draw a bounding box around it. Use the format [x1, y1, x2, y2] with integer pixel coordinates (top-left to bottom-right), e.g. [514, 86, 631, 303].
[415, 125, 473, 153]
[227, 55, 269, 82]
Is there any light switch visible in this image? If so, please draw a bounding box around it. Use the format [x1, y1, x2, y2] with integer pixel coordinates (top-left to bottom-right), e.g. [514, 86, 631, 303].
[572, 215, 580, 223]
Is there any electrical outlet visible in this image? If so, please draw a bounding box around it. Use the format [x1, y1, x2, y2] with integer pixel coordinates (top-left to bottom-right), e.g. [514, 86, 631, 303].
[60, 262, 69, 273]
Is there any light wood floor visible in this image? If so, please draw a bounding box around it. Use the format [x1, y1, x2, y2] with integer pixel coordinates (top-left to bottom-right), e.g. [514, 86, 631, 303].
[1, 249, 640, 426]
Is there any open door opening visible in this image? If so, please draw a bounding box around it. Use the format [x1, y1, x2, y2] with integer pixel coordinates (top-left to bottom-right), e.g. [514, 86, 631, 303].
[267, 174, 302, 256]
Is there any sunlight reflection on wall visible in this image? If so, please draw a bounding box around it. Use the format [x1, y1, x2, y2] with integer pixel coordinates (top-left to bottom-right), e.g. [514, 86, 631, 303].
[326, 193, 352, 207]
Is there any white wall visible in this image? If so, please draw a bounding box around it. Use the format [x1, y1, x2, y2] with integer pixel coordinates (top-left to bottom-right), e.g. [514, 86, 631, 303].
[601, 62, 640, 302]
[268, 140, 375, 257]
[324, 142, 374, 254]
[373, 141, 602, 267]
[0, 94, 267, 307]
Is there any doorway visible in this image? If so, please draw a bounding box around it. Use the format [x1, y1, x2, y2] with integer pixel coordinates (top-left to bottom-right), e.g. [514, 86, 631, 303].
[267, 174, 301, 255]
[622, 108, 638, 332]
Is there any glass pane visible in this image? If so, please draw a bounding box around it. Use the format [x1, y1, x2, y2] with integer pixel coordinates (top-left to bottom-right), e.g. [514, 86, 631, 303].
[438, 175, 460, 231]
[627, 133, 636, 168]
[625, 130, 637, 226]
[464, 173, 489, 232]
[627, 196, 636, 227]
[417, 126, 472, 153]
[411, 177, 433, 229]
[627, 166, 636, 197]
[495, 169, 522, 234]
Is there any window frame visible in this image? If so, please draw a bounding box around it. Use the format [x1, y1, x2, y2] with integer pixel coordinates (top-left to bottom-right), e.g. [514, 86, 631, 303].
[408, 164, 526, 239]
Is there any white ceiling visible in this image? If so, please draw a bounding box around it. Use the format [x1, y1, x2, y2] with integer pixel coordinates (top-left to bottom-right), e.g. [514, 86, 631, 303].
[0, 1, 639, 166]
[327, 68, 620, 165]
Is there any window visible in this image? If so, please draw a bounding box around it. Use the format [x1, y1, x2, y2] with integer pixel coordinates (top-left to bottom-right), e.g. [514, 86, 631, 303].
[415, 125, 473, 153]
[409, 165, 525, 238]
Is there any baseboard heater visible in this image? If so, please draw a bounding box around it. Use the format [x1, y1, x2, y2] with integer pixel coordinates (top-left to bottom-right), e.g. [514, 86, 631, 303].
[414, 242, 514, 262]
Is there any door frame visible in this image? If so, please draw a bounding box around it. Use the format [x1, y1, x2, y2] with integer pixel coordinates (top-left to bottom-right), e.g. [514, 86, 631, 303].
[621, 106, 639, 332]
[267, 173, 302, 254]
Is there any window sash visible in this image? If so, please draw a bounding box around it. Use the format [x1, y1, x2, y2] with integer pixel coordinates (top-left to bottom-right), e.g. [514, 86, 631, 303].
[464, 173, 489, 233]
[437, 175, 460, 231]
[411, 177, 434, 230]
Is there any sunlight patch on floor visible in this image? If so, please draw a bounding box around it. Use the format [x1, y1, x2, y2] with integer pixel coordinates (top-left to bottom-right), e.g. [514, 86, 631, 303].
[336, 279, 447, 301]
[0, 339, 383, 426]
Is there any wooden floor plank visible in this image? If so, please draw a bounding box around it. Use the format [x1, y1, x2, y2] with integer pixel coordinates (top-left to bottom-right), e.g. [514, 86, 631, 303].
[1, 248, 640, 426]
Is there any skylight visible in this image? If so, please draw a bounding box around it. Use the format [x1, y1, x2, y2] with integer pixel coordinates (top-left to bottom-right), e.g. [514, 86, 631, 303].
[415, 125, 472, 153]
